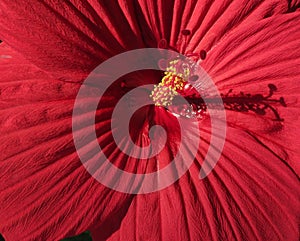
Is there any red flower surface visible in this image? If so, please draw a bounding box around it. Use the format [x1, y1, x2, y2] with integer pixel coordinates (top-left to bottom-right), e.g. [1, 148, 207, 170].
[0, 1, 300, 241]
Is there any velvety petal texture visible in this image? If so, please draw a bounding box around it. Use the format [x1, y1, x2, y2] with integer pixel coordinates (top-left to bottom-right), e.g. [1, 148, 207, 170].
[92, 12, 300, 241]
[201, 11, 300, 174]
[0, 44, 134, 241]
[0, 0, 292, 81]
[0, 1, 299, 241]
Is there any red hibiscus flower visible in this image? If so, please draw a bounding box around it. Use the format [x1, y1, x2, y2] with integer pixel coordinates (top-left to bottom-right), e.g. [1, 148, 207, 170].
[0, 1, 299, 241]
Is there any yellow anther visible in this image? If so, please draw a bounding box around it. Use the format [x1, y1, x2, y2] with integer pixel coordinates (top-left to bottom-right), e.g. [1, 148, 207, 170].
[150, 59, 191, 107]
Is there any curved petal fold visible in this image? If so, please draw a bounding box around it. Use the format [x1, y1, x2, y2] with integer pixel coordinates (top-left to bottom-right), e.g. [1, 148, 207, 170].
[0, 44, 133, 241]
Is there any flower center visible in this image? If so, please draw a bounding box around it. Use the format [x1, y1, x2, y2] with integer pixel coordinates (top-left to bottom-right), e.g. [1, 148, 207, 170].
[150, 59, 188, 107]
[150, 57, 207, 119]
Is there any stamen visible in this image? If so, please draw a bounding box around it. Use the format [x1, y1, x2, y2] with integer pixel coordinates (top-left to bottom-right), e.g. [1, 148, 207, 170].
[151, 56, 207, 119]
[150, 32, 210, 119]
[200, 50, 207, 60]
[150, 84, 178, 107]
[181, 29, 191, 36]
[158, 38, 168, 49]
[180, 29, 191, 54]
[150, 59, 187, 107]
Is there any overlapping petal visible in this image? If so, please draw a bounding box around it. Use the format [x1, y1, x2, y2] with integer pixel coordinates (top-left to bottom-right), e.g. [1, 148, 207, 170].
[0, 1, 299, 241]
[0, 44, 134, 241]
[201, 12, 300, 174]
[90, 12, 300, 241]
[95, 125, 299, 241]
[0, 0, 292, 81]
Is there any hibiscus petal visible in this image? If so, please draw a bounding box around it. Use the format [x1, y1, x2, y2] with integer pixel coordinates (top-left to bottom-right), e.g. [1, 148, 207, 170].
[201, 12, 300, 174]
[92, 125, 299, 241]
[288, 0, 300, 11]
[0, 0, 149, 81]
[0, 43, 134, 241]
[1, 1, 299, 240]
[0, 0, 291, 82]
[90, 10, 300, 241]
[136, 0, 289, 49]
